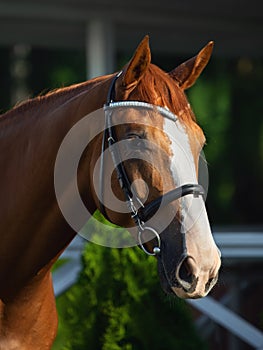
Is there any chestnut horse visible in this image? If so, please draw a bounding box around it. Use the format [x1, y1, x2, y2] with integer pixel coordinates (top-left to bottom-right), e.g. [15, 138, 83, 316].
[0, 36, 221, 349]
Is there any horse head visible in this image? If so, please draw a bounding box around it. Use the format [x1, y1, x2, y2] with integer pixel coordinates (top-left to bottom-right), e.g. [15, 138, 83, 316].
[91, 36, 221, 299]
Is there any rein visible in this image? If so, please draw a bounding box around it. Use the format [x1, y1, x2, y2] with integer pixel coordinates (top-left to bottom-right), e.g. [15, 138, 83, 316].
[99, 72, 204, 256]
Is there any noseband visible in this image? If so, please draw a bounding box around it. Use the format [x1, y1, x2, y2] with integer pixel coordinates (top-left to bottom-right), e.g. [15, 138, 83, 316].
[99, 72, 204, 256]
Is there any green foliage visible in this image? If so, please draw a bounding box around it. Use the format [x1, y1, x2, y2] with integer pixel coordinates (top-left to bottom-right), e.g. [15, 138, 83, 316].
[187, 64, 235, 221]
[53, 217, 206, 350]
[188, 58, 263, 224]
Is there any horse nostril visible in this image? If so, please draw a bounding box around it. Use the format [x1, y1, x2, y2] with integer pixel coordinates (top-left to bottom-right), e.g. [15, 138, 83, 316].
[178, 259, 193, 284]
[176, 256, 198, 293]
[205, 275, 218, 293]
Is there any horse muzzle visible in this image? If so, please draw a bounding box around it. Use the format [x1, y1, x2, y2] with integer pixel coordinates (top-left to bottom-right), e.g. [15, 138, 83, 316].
[157, 245, 221, 299]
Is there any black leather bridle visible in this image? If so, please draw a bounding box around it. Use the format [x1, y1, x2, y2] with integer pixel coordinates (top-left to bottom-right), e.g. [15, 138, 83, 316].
[99, 72, 204, 256]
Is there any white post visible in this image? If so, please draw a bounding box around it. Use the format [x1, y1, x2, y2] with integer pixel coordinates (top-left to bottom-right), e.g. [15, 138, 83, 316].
[85, 20, 115, 79]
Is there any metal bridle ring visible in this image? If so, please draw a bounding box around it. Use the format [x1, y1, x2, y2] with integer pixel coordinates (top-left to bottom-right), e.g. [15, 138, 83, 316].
[138, 226, 161, 256]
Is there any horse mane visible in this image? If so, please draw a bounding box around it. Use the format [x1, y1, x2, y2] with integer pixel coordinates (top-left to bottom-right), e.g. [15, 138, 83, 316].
[0, 75, 109, 124]
[135, 64, 197, 126]
[0, 64, 197, 131]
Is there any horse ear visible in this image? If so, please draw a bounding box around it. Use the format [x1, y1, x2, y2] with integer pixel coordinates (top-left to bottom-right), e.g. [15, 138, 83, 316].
[169, 41, 214, 90]
[121, 35, 151, 87]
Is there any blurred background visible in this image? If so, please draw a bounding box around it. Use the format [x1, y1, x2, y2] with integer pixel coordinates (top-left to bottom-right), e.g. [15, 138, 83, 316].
[0, 1, 262, 349]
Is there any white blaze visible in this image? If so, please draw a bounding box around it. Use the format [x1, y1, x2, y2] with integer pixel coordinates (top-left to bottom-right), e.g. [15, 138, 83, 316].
[163, 118, 197, 186]
[163, 118, 211, 235]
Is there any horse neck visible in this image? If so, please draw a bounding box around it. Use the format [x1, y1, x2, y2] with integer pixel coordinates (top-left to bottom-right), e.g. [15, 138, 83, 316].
[0, 75, 111, 289]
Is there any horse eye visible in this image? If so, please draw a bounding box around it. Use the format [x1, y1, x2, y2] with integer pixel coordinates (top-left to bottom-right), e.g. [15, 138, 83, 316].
[126, 133, 141, 140]
[126, 134, 145, 149]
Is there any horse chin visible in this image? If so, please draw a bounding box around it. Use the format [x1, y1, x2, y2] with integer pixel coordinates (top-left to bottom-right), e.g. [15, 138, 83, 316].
[157, 257, 176, 295]
[159, 278, 174, 296]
